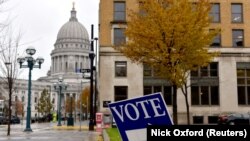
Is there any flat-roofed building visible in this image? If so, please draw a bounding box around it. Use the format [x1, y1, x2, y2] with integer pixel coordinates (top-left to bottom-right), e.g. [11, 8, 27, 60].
[98, 0, 250, 124]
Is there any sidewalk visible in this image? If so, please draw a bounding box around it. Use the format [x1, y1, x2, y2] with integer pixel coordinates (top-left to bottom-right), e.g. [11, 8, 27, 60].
[0, 120, 104, 141]
[52, 120, 104, 141]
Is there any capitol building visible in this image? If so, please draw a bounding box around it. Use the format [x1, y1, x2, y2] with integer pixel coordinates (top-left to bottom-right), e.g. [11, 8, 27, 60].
[0, 6, 91, 118]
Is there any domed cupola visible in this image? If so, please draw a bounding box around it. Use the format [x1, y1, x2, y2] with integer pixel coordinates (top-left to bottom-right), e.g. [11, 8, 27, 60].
[50, 3, 91, 80]
[55, 4, 89, 46]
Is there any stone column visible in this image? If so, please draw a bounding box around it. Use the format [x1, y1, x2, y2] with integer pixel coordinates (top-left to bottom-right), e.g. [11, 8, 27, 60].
[53, 57, 56, 73]
[80, 56, 83, 69]
[62, 55, 64, 72]
[51, 57, 54, 74]
[57, 56, 60, 73]
[54, 56, 57, 73]
[65, 55, 68, 72]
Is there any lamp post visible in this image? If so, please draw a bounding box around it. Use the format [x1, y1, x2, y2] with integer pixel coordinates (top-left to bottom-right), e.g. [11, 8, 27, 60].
[89, 24, 95, 131]
[53, 77, 67, 126]
[17, 46, 44, 132]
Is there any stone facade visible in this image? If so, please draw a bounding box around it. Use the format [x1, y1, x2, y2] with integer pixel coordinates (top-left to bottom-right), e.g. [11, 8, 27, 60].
[99, 0, 250, 124]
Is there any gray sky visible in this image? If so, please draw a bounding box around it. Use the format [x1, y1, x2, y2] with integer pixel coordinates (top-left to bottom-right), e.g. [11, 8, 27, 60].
[3, 0, 99, 80]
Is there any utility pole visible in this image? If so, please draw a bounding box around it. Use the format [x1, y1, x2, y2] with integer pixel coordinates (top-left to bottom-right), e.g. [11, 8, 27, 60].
[88, 24, 95, 131]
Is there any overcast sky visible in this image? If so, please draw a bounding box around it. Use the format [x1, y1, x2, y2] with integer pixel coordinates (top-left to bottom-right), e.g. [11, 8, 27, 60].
[2, 0, 99, 80]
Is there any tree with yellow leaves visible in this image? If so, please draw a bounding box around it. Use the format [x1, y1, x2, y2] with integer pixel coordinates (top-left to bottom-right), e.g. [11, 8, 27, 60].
[77, 86, 90, 119]
[116, 0, 220, 124]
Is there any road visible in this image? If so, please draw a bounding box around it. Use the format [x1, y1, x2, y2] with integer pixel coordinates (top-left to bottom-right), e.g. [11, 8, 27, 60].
[0, 121, 102, 141]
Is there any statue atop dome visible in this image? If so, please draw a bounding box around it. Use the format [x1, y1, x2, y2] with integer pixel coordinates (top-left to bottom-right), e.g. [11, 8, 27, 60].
[70, 2, 77, 22]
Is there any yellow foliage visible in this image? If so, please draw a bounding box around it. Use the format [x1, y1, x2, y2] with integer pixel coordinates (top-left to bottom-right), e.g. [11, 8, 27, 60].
[115, 0, 220, 87]
[77, 86, 91, 112]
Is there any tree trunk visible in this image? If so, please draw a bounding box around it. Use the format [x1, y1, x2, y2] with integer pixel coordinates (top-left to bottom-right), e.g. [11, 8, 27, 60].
[181, 83, 190, 125]
[7, 78, 12, 136]
[184, 93, 190, 125]
[172, 84, 178, 125]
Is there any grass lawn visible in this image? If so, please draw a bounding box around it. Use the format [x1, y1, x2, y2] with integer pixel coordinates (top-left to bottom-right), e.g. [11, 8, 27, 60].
[105, 127, 122, 141]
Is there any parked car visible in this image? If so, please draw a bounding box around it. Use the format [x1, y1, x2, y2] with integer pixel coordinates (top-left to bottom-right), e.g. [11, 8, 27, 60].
[218, 113, 250, 125]
[1, 116, 21, 124]
[0, 116, 7, 124]
[11, 116, 20, 124]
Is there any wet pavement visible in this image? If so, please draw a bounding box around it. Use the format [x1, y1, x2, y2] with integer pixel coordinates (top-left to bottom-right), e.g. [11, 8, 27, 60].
[0, 120, 103, 141]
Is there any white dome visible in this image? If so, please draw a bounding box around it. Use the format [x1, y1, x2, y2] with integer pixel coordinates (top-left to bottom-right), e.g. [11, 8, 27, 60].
[56, 21, 89, 43]
[55, 7, 89, 45]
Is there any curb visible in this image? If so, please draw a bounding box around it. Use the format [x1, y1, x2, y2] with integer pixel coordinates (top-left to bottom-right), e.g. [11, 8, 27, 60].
[52, 125, 90, 130]
[102, 129, 110, 141]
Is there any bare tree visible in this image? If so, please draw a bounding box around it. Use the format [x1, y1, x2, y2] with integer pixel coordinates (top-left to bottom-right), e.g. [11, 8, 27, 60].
[0, 26, 21, 135]
[0, 0, 23, 136]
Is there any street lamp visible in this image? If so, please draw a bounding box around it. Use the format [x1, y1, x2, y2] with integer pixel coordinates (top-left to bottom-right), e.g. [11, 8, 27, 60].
[17, 46, 44, 132]
[88, 24, 95, 131]
[53, 77, 67, 126]
[67, 93, 74, 126]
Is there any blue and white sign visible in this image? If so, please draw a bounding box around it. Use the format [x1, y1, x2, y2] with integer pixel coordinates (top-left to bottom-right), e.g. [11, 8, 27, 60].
[109, 92, 173, 141]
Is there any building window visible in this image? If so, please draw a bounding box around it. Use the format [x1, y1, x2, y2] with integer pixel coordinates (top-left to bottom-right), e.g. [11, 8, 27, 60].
[114, 1, 126, 21]
[210, 29, 221, 47]
[34, 97, 37, 103]
[164, 86, 172, 105]
[210, 3, 220, 23]
[191, 86, 219, 105]
[193, 116, 204, 124]
[208, 116, 219, 124]
[153, 86, 162, 93]
[143, 86, 152, 95]
[231, 3, 243, 23]
[191, 62, 218, 77]
[143, 86, 172, 105]
[232, 29, 244, 47]
[143, 64, 161, 77]
[143, 64, 152, 77]
[114, 86, 128, 101]
[114, 28, 126, 46]
[115, 61, 127, 77]
[237, 64, 250, 105]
